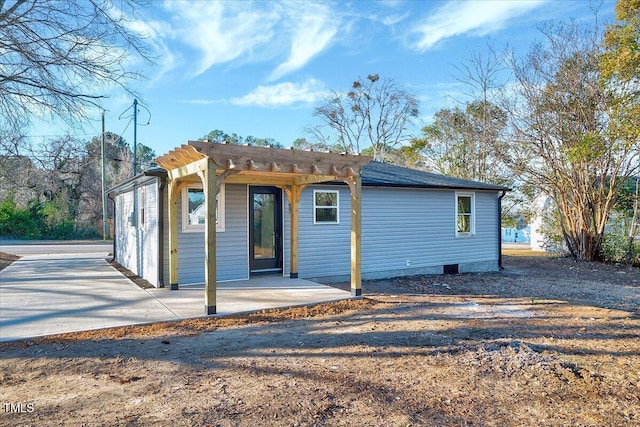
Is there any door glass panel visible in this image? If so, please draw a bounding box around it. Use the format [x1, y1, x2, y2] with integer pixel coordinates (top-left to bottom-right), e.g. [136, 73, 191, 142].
[253, 193, 275, 259]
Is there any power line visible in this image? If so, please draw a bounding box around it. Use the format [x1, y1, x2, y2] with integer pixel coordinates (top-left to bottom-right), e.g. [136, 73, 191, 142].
[118, 100, 151, 125]
[118, 99, 151, 176]
[118, 117, 134, 140]
[19, 133, 97, 139]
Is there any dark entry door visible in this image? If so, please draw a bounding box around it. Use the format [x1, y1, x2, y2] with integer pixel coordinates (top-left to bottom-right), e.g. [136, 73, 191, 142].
[249, 186, 283, 273]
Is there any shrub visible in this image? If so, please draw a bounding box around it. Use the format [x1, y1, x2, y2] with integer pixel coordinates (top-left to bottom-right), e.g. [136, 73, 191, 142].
[537, 205, 567, 254]
[601, 216, 640, 265]
[0, 196, 40, 238]
[0, 195, 100, 240]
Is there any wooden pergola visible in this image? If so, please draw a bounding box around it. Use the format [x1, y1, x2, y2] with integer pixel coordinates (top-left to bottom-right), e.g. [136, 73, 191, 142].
[154, 141, 372, 315]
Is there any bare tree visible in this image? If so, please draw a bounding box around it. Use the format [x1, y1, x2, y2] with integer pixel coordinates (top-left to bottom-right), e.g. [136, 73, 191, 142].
[0, 131, 152, 235]
[0, 131, 35, 202]
[504, 19, 640, 261]
[0, 0, 153, 131]
[309, 74, 419, 162]
[452, 49, 509, 181]
[407, 49, 511, 182]
[452, 48, 505, 104]
[412, 100, 509, 184]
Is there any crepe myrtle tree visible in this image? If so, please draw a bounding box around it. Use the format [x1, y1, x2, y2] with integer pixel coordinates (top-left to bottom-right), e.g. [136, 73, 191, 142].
[504, 16, 640, 261]
[309, 74, 419, 162]
[600, 0, 640, 263]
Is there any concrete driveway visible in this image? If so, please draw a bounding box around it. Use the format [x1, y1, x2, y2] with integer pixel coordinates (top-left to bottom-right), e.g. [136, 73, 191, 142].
[0, 242, 178, 341]
[0, 242, 350, 342]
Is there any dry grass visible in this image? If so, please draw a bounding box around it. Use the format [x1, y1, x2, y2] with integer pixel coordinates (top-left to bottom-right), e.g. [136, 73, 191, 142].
[502, 247, 552, 257]
[1, 254, 639, 426]
[108, 258, 156, 289]
[0, 251, 20, 272]
[1, 298, 375, 346]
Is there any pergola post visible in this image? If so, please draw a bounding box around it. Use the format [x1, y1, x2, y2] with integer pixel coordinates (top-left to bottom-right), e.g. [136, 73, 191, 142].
[282, 184, 305, 279]
[198, 159, 218, 315]
[345, 175, 363, 297]
[168, 179, 180, 290]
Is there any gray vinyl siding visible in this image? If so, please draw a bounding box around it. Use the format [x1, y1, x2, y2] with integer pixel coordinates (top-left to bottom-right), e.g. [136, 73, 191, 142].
[139, 181, 159, 286]
[360, 187, 498, 275]
[284, 186, 351, 278]
[115, 190, 135, 275]
[161, 184, 249, 284]
[284, 185, 499, 280]
[114, 179, 160, 286]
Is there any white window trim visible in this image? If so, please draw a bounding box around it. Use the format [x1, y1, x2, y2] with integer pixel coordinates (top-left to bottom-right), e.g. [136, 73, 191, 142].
[455, 192, 475, 237]
[182, 183, 225, 233]
[313, 189, 340, 224]
[138, 186, 146, 232]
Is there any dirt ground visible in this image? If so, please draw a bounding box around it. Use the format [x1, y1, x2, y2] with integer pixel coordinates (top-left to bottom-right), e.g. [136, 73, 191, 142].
[0, 252, 20, 272]
[1, 250, 639, 426]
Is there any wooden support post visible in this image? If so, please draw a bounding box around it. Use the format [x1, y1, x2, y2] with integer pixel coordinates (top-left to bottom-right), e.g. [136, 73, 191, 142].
[290, 185, 300, 279]
[345, 175, 362, 297]
[198, 159, 218, 315]
[283, 185, 305, 279]
[168, 179, 180, 290]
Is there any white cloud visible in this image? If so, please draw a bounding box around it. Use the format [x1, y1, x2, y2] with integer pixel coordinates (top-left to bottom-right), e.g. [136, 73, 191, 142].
[269, 3, 339, 81]
[102, 2, 178, 82]
[164, 1, 279, 76]
[381, 13, 409, 26]
[125, 15, 172, 40]
[160, 1, 341, 79]
[376, 0, 405, 8]
[230, 79, 328, 107]
[135, 21, 179, 84]
[177, 99, 225, 106]
[410, 0, 548, 51]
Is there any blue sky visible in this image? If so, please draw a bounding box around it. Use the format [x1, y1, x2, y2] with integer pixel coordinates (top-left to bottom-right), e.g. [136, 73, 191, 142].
[31, 0, 615, 157]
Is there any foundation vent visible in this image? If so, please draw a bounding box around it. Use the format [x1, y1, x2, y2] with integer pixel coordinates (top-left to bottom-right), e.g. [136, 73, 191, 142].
[443, 264, 459, 275]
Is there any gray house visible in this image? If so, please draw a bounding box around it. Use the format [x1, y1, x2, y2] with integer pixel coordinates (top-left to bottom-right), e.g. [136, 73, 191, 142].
[110, 142, 508, 314]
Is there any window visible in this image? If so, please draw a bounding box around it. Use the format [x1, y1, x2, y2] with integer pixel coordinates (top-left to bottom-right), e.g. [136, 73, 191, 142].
[456, 192, 475, 236]
[313, 190, 339, 224]
[182, 184, 225, 232]
[138, 186, 146, 230]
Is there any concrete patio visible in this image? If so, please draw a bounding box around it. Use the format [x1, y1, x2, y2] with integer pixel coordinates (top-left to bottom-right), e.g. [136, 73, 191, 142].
[0, 244, 351, 342]
[149, 276, 350, 318]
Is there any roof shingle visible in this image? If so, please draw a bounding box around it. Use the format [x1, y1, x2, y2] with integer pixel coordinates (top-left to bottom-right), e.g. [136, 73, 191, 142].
[361, 161, 510, 191]
[110, 161, 510, 193]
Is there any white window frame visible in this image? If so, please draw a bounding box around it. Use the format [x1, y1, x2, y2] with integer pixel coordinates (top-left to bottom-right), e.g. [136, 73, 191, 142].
[313, 189, 340, 224]
[138, 185, 146, 231]
[182, 183, 225, 233]
[455, 192, 475, 237]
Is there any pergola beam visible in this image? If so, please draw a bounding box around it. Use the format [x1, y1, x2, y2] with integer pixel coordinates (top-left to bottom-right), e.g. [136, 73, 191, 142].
[167, 157, 210, 180]
[156, 141, 366, 179]
[294, 174, 339, 186]
[224, 174, 296, 186]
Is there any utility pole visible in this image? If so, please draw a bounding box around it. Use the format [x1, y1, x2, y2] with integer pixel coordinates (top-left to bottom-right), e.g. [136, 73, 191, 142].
[133, 98, 138, 176]
[101, 111, 108, 240]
